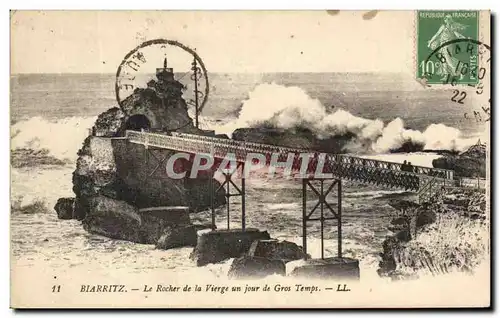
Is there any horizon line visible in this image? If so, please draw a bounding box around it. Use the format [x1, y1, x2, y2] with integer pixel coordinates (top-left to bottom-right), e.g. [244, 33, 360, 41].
[10, 71, 407, 76]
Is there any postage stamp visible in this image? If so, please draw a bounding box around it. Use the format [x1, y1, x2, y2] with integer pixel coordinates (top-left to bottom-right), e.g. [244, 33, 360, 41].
[416, 10, 480, 85]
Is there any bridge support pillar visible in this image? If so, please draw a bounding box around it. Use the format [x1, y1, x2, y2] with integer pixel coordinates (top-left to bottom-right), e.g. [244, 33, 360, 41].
[210, 164, 246, 231]
[296, 178, 359, 280]
[302, 178, 342, 259]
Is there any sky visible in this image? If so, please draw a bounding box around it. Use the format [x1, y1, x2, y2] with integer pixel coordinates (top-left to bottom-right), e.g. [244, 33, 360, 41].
[11, 11, 418, 74]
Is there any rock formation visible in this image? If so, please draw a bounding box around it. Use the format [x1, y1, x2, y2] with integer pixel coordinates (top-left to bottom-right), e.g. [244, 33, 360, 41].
[227, 239, 308, 279]
[432, 140, 487, 178]
[54, 197, 75, 219]
[246, 239, 308, 263]
[378, 187, 487, 280]
[232, 127, 355, 153]
[232, 126, 426, 154]
[190, 229, 271, 266]
[55, 59, 225, 247]
[228, 256, 286, 279]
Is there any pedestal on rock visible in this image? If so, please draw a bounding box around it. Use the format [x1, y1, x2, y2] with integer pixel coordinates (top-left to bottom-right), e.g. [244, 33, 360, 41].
[82, 197, 196, 246]
[190, 229, 271, 266]
[227, 239, 306, 279]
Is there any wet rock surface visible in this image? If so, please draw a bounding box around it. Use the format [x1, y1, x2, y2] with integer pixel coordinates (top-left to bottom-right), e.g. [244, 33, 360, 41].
[432, 141, 486, 178]
[232, 127, 353, 153]
[54, 197, 75, 220]
[82, 195, 143, 242]
[156, 225, 198, 250]
[378, 187, 487, 280]
[228, 256, 286, 279]
[82, 196, 197, 246]
[92, 107, 126, 137]
[190, 229, 271, 266]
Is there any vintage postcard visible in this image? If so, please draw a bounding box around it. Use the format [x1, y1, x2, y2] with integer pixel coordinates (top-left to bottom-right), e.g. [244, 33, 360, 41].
[10, 10, 491, 308]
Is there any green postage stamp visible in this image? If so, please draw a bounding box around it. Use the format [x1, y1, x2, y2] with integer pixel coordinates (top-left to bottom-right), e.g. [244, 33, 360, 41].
[417, 11, 480, 85]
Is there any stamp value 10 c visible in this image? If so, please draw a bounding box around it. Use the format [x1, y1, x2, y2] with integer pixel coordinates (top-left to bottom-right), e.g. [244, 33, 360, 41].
[417, 10, 480, 85]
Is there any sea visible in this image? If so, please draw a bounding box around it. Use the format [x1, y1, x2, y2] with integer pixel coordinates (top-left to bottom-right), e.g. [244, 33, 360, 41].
[10, 72, 487, 286]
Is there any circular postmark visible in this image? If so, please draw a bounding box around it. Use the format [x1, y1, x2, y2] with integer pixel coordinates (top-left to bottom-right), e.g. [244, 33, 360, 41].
[423, 38, 490, 84]
[423, 38, 491, 123]
[115, 39, 209, 115]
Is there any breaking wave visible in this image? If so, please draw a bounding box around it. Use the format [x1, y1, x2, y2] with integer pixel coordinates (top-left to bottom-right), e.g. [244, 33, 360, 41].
[11, 116, 96, 163]
[10, 83, 484, 167]
[214, 83, 481, 153]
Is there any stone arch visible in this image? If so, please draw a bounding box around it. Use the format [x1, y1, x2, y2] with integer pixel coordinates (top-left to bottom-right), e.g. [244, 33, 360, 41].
[124, 114, 152, 131]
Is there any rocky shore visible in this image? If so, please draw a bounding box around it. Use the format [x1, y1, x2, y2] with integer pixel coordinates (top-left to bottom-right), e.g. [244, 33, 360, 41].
[232, 127, 355, 153]
[432, 141, 486, 178]
[378, 187, 488, 280]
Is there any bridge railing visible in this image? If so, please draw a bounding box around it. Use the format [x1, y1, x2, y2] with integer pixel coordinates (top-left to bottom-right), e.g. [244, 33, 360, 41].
[125, 130, 454, 192]
[169, 131, 453, 179]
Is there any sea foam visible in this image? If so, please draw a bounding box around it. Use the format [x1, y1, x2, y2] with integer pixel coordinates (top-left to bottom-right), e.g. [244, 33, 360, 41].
[212, 82, 485, 153]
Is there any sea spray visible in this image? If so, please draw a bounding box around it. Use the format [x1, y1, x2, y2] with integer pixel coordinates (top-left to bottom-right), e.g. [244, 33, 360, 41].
[9, 84, 484, 166]
[212, 82, 481, 153]
[10, 116, 97, 161]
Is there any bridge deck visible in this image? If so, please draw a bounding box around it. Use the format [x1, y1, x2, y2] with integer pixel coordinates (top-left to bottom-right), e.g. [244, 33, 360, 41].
[124, 130, 453, 193]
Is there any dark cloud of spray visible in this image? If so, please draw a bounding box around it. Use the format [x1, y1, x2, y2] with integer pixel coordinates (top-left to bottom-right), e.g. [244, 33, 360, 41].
[215, 83, 480, 154]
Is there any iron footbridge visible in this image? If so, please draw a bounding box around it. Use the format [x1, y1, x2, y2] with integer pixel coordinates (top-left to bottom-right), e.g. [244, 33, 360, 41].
[125, 130, 453, 198]
[124, 129, 455, 259]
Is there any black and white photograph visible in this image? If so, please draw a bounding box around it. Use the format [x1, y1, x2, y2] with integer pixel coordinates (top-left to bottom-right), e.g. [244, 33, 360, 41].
[9, 10, 491, 308]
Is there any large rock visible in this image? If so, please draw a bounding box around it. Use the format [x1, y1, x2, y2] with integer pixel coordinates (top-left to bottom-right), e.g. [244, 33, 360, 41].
[63, 70, 226, 237]
[54, 197, 75, 220]
[232, 126, 426, 154]
[119, 87, 198, 135]
[377, 236, 400, 277]
[232, 127, 353, 153]
[389, 216, 409, 231]
[378, 187, 488, 280]
[156, 225, 197, 250]
[247, 239, 308, 262]
[190, 229, 271, 266]
[92, 107, 126, 137]
[82, 196, 142, 242]
[416, 210, 437, 228]
[138, 206, 192, 244]
[432, 141, 486, 178]
[228, 256, 285, 279]
[82, 196, 194, 244]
